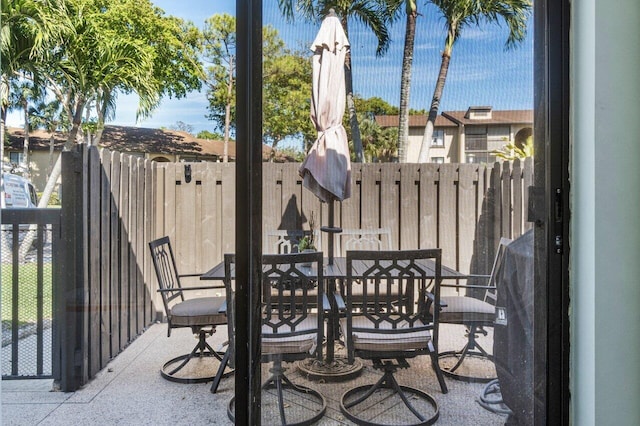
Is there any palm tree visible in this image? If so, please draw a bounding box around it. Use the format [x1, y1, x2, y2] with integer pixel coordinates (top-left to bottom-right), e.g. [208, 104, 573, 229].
[396, 0, 418, 163]
[417, 0, 532, 163]
[0, 0, 57, 172]
[277, 0, 394, 163]
[8, 78, 44, 178]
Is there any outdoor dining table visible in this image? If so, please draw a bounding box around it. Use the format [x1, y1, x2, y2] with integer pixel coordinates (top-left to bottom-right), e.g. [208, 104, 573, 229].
[200, 255, 466, 380]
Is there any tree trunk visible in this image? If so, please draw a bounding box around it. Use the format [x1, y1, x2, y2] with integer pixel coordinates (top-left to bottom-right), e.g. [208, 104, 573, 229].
[342, 18, 364, 163]
[398, 6, 417, 163]
[223, 55, 234, 163]
[22, 100, 30, 178]
[18, 98, 84, 260]
[418, 49, 452, 163]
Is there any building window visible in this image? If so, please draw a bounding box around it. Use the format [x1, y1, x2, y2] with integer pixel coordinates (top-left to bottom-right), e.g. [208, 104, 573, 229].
[431, 157, 445, 164]
[9, 152, 24, 165]
[431, 129, 444, 147]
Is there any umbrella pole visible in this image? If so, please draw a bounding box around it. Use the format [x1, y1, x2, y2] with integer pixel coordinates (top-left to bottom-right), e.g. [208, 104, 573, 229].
[320, 199, 341, 265]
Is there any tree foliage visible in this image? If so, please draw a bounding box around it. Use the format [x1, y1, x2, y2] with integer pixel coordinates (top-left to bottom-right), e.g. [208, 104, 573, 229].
[203, 15, 314, 157]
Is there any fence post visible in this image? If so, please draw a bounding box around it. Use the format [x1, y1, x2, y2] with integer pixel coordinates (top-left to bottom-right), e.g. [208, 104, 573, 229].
[57, 145, 88, 391]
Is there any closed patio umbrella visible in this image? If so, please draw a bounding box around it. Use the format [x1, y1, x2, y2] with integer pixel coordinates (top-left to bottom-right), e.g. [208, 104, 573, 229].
[299, 9, 351, 267]
[299, 9, 351, 204]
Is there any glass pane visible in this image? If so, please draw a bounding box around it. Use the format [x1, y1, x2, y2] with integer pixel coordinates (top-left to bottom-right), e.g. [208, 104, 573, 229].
[260, 1, 538, 425]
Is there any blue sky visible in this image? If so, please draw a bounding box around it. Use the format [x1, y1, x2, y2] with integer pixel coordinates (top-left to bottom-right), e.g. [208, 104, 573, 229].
[7, 0, 534, 138]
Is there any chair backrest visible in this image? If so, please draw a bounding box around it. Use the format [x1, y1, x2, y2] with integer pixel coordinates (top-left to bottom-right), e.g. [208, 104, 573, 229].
[149, 236, 184, 315]
[261, 251, 325, 359]
[223, 253, 236, 361]
[337, 228, 392, 256]
[484, 238, 512, 305]
[263, 229, 322, 254]
[345, 249, 442, 359]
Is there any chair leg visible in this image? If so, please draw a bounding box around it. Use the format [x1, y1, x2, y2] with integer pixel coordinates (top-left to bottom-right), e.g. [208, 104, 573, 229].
[340, 359, 440, 426]
[429, 342, 448, 394]
[261, 361, 327, 426]
[161, 329, 230, 384]
[210, 347, 234, 393]
[438, 325, 496, 383]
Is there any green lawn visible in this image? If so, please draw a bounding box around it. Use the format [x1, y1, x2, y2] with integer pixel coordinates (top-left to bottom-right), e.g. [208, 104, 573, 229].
[1, 263, 53, 325]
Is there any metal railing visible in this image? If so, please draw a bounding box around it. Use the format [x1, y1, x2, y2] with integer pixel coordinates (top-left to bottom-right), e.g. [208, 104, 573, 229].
[1, 208, 61, 379]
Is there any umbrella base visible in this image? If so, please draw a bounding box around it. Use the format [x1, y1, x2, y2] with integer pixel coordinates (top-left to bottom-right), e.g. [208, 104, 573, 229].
[297, 357, 363, 382]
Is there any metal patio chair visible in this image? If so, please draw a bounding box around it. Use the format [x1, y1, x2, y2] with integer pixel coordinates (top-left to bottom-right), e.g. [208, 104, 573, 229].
[435, 238, 512, 382]
[149, 236, 233, 384]
[340, 249, 448, 426]
[227, 251, 327, 426]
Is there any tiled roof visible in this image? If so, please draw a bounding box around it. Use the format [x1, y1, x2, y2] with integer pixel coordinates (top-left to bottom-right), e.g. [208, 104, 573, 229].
[5, 125, 277, 160]
[375, 109, 533, 128]
[442, 109, 533, 125]
[374, 114, 458, 128]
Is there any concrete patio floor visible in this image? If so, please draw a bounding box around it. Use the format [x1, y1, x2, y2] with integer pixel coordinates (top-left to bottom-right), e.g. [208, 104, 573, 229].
[2, 322, 508, 425]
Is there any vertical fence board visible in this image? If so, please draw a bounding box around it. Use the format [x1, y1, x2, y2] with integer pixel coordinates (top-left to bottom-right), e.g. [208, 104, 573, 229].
[281, 164, 301, 230]
[135, 158, 146, 333]
[99, 150, 112, 368]
[419, 164, 438, 249]
[512, 159, 523, 238]
[262, 164, 279, 251]
[341, 164, 360, 231]
[523, 157, 534, 231]
[88, 147, 101, 377]
[221, 164, 235, 255]
[165, 164, 177, 245]
[109, 152, 121, 356]
[490, 163, 502, 256]
[119, 154, 130, 346]
[360, 165, 379, 230]
[128, 158, 139, 337]
[458, 165, 478, 274]
[501, 162, 512, 239]
[438, 164, 458, 270]
[380, 166, 400, 249]
[399, 165, 419, 250]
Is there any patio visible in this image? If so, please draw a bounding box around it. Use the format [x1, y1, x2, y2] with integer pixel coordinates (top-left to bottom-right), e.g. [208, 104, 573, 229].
[2, 321, 506, 425]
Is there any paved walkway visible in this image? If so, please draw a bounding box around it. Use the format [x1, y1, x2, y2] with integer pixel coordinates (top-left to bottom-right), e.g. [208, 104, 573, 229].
[2, 323, 507, 425]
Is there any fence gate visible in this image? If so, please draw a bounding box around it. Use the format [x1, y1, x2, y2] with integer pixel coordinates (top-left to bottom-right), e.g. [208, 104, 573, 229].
[1, 208, 61, 380]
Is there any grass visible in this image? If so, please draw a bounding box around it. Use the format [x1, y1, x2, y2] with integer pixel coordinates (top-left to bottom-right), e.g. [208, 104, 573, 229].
[1, 263, 53, 324]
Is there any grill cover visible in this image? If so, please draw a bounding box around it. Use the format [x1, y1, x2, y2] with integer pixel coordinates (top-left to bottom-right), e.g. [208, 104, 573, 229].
[493, 229, 534, 425]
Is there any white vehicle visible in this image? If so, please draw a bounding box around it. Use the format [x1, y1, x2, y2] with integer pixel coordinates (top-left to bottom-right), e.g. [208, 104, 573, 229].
[1, 173, 39, 209]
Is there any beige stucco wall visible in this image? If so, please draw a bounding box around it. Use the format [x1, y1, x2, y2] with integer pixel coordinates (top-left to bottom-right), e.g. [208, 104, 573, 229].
[3, 151, 60, 192]
[405, 127, 458, 163]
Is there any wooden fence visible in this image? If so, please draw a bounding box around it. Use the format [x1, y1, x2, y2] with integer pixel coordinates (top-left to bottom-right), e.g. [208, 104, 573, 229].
[59, 144, 532, 390]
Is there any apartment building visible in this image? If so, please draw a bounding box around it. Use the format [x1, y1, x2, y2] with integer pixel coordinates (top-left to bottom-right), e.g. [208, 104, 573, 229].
[376, 106, 533, 163]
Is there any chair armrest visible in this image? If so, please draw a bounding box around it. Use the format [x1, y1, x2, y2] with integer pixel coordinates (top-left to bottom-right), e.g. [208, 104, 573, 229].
[332, 292, 346, 311]
[157, 284, 225, 293]
[440, 283, 494, 291]
[425, 291, 448, 308]
[322, 294, 331, 311]
[179, 273, 206, 278]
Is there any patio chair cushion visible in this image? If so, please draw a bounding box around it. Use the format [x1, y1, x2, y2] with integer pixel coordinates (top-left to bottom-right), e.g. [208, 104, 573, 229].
[262, 314, 319, 355]
[169, 296, 227, 327]
[339, 316, 432, 353]
[434, 296, 494, 323]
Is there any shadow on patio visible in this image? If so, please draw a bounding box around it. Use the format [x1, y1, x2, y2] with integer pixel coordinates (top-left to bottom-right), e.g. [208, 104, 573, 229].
[2, 321, 506, 425]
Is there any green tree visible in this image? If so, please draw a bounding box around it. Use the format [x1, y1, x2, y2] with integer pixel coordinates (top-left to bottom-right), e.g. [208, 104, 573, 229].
[203, 17, 313, 158]
[29, 98, 67, 179]
[201, 13, 235, 162]
[197, 130, 224, 140]
[8, 79, 44, 177]
[359, 113, 398, 162]
[0, 0, 58, 172]
[417, 0, 531, 162]
[277, 0, 395, 163]
[385, 0, 418, 163]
